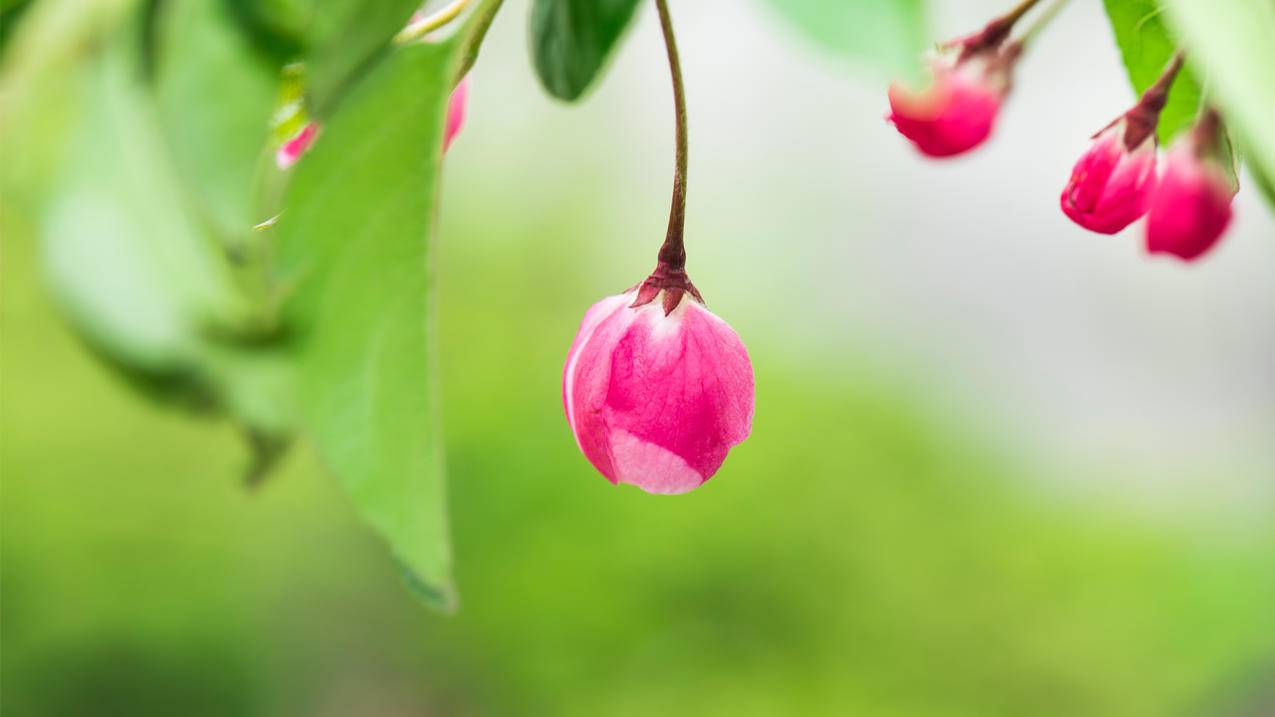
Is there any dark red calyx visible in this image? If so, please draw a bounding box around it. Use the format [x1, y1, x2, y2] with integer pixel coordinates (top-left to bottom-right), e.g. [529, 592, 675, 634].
[629, 262, 704, 315]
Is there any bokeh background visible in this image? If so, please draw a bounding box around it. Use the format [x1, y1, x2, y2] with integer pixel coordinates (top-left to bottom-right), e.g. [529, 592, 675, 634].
[3, 0, 1274, 715]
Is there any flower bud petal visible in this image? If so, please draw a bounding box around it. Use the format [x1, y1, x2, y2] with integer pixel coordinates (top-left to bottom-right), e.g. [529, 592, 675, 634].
[276, 122, 318, 169]
[1145, 142, 1236, 261]
[1060, 124, 1158, 234]
[563, 291, 754, 495]
[888, 60, 1003, 158]
[444, 76, 469, 151]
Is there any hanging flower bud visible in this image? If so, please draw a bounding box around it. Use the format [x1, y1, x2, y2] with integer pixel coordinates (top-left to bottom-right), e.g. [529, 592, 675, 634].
[888, 12, 1026, 158]
[562, 285, 754, 495]
[1060, 52, 1183, 234]
[1059, 121, 1158, 234]
[1146, 109, 1237, 262]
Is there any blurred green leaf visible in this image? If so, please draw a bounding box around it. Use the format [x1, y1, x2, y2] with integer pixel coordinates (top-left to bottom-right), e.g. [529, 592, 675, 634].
[1160, 0, 1275, 214]
[40, 29, 296, 465]
[153, 0, 280, 250]
[530, 0, 642, 101]
[1101, 0, 1202, 143]
[1, 0, 34, 51]
[761, 0, 928, 80]
[302, 0, 420, 117]
[274, 40, 460, 608]
[222, 0, 311, 60]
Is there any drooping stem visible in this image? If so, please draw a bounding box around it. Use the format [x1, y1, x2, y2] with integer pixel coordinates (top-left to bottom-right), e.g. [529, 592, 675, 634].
[1001, 0, 1046, 27]
[1018, 0, 1071, 47]
[962, 0, 1045, 55]
[455, 0, 505, 81]
[654, 0, 688, 270]
[395, 0, 472, 45]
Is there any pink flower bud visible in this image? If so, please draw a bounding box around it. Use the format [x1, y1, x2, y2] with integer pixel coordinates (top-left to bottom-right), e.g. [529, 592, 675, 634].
[1145, 133, 1236, 262]
[888, 33, 1019, 159]
[562, 290, 754, 495]
[276, 122, 318, 169]
[444, 76, 469, 151]
[888, 65, 1001, 157]
[1060, 121, 1158, 234]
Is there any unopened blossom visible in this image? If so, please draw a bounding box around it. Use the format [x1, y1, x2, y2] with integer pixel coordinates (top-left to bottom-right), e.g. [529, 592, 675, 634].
[888, 11, 1026, 159]
[562, 288, 754, 495]
[1060, 120, 1158, 234]
[1145, 110, 1237, 262]
[1061, 52, 1183, 234]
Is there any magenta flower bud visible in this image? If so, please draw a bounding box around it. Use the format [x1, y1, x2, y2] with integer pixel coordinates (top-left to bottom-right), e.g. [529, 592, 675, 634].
[887, 14, 1023, 159]
[562, 289, 754, 495]
[444, 75, 469, 151]
[276, 122, 318, 169]
[1145, 112, 1237, 262]
[1060, 121, 1158, 234]
[888, 59, 1006, 158]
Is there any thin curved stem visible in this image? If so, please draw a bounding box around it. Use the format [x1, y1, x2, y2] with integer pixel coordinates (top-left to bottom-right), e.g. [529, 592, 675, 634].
[1001, 0, 1045, 27]
[1018, 0, 1071, 48]
[654, 0, 688, 270]
[395, 0, 472, 45]
[455, 0, 504, 81]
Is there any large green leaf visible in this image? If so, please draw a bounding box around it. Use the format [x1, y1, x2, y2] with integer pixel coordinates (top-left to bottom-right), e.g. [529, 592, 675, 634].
[273, 39, 460, 607]
[1101, 0, 1202, 143]
[303, 0, 421, 117]
[40, 28, 296, 475]
[1160, 0, 1275, 213]
[530, 0, 642, 101]
[760, 0, 927, 80]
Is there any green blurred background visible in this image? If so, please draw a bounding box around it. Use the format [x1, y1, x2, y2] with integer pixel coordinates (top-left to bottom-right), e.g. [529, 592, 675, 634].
[3, 0, 1275, 715]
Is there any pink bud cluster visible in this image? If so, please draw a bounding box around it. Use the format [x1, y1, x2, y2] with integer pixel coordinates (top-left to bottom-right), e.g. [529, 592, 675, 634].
[1060, 100, 1236, 262]
[888, 4, 1241, 263]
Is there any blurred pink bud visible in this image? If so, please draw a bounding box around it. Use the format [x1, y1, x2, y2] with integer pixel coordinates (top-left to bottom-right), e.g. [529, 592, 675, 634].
[888, 37, 1019, 159]
[562, 290, 754, 495]
[888, 66, 1000, 157]
[1145, 127, 1236, 262]
[1060, 121, 1158, 234]
[276, 122, 318, 169]
[444, 76, 469, 151]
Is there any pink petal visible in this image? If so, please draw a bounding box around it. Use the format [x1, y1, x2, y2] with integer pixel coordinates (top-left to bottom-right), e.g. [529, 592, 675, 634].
[444, 76, 469, 152]
[275, 123, 318, 170]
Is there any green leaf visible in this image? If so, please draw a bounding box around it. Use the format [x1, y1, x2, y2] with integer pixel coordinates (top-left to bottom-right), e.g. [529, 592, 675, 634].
[153, 0, 280, 251]
[40, 27, 296, 462]
[1159, 0, 1275, 214]
[760, 0, 928, 80]
[530, 0, 642, 101]
[303, 0, 420, 117]
[273, 40, 460, 608]
[1101, 0, 1202, 143]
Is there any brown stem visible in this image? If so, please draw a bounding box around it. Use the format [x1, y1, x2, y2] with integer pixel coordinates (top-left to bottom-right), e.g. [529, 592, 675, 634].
[961, 0, 1045, 57]
[654, 0, 687, 271]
